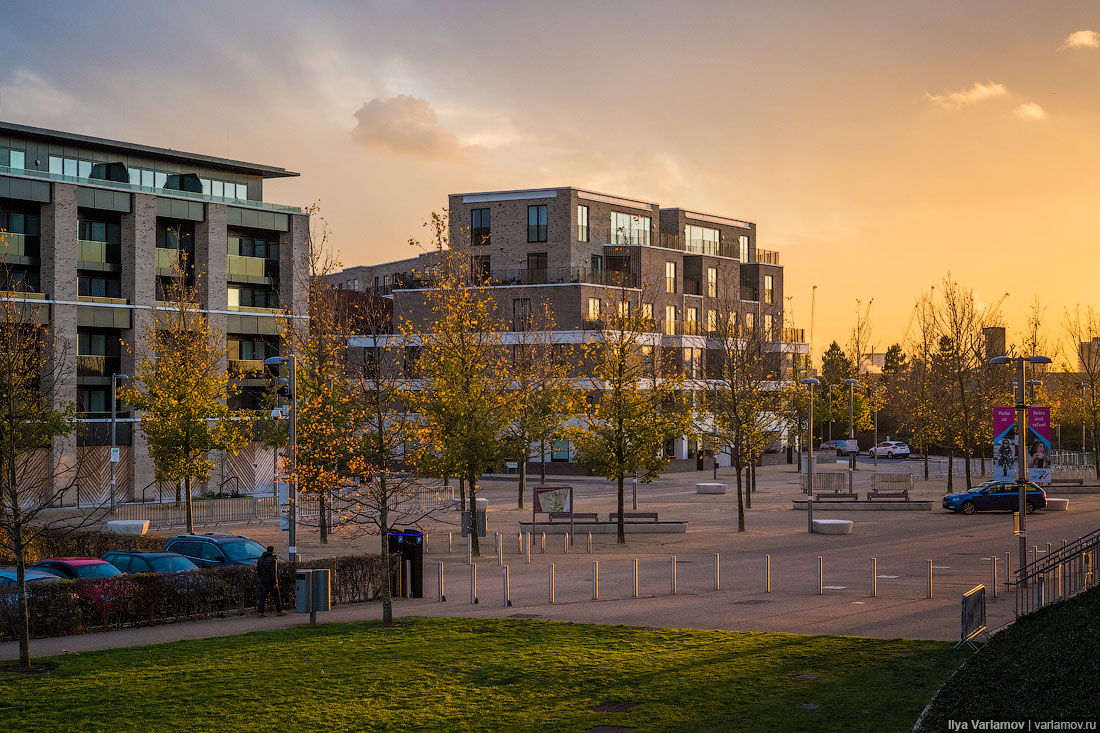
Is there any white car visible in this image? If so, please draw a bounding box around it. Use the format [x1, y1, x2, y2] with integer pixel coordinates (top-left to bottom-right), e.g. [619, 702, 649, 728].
[868, 441, 910, 459]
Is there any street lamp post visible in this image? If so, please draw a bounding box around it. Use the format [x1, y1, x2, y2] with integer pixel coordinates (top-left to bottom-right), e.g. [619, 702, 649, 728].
[989, 354, 1051, 585]
[265, 354, 298, 562]
[867, 382, 879, 467]
[844, 378, 860, 493]
[109, 373, 129, 513]
[802, 377, 819, 533]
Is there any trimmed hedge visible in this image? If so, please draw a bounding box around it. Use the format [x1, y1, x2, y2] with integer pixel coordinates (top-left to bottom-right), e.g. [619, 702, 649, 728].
[0, 554, 393, 640]
[0, 528, 170, 565]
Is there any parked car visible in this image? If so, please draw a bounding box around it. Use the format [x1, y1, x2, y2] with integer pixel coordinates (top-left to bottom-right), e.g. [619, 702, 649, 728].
[868, 441, 910, 459]
[818, 440, 844, 456]
[101, 551, 200, 574]
[162, 533, 266, 568]
[30, 558, 124, 580]
[942, 481, 1048, 515]
[0, 568, 62, 586]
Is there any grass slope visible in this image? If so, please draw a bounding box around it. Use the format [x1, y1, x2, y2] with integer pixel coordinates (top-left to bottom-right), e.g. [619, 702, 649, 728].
[0, 618, 964, 732]
[922, 585, 1100, 727]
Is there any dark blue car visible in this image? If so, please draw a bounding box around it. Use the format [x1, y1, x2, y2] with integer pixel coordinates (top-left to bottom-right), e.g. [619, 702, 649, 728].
[942, 481, 1047, 515]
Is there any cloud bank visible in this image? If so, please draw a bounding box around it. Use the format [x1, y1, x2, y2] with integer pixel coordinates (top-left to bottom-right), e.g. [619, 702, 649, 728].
[351, 95, 469, 160]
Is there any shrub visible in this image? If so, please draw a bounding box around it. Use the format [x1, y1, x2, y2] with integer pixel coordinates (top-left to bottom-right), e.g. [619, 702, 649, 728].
[0, 553, 395, 640]
[0, 528, 170, 565]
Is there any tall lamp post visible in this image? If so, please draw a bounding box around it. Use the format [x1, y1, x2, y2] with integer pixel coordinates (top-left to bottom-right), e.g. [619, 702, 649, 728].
[844, 377, 860, 493]
[802, 377, 819, 532]
[109, 373, 129, 513]
[866, 381, 879, 467]
[265, 354, 298, 562]
[989, 354, 1051, 584]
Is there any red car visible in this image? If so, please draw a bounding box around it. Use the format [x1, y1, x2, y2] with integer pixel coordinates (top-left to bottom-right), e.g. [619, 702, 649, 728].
[31, 558, 124, 580]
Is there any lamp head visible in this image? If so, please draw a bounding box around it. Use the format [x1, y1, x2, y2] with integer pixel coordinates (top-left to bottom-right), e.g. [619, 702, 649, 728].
[114, 373, 129, 381]
[800, 377, 819, 386]
[844, 378, 860, 386]
[264, 356, 287, 366]
[1027, 355, 1052, 365]
[989, 356, 1010, 365]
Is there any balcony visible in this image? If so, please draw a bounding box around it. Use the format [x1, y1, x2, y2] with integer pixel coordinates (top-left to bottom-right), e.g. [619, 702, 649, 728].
[228, 304, 283, 315]
[155, 248, 182, 276]
[781, 327, 806, 343]
[740, 286, 759, 301]
[77, 240, 121, 271]
[489, 266, 640, 289]
[229, 359, 268, 378]
[227, 254, 268, 283]
[1, 290, 46, 300]
[753, 249, 780, 265]
[78, 295, 129, 305]
[77, 354, 121, 378]
[684, 279, 702, 296]
[0, 163, 302, 214]
[0, 232, 38, 263]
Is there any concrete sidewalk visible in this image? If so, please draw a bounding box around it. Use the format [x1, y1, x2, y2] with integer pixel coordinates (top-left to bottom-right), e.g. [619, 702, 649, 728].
[4, 463, 1097, 660]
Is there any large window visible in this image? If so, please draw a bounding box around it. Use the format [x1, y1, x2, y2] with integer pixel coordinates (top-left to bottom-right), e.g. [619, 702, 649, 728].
[79, 274, 122, 298]
[665, 305, 676, 336]
[685, 225, 720, 255]
[471, 208, 491, 246]
[739, 235, 750, 263]
[577, 205, 589, 242]
[665, 261, 677, 294]
[707, 267, 717, 298]
[611, 212, 650, 245]
[587, 297, 601, 322]
[685, 307, 698, 335]
[763, 313, 774, 339]
[764, 274, 774, 304]
[526, 252, 548, 283]
[528, 205, 548, 242]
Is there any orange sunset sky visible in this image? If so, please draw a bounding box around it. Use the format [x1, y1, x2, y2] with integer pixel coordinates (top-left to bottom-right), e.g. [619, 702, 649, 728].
[3, 1, 1098, 362]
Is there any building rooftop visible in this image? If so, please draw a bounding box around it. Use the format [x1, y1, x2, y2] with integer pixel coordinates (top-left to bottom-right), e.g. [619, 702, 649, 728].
[0, 121, 299, 179]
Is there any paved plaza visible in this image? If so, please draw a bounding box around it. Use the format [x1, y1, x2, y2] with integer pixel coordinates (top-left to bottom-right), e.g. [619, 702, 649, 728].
[4, 461, 1098, 660]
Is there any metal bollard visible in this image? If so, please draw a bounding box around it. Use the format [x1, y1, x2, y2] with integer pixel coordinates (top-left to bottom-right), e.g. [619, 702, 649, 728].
[766, 554, 771, 593]
[632, 558, 639, 598]
[928, 560, 933, 599]
[1033, 546, 1038, 565]
[714, 553, 720, 592]
[497, 534, 503, 567]
[518, 532, 523, 554]
[872, 558, 877, 598]
[467, 535, 472, 565]
[526, 533, 532, 564]
[564, 533, 570, 554]
[818, 556, 823, 595]
[1005, 552, 1011, 591]
[991, 556, 997, 599]
[1038, 575, 1045, 608]
[671, 555, 677, 595]
[587, 533, 592, 554]
[541, 532, 546, 554]
[470, 563, 478, 605]
[503, 565, 512, 607]
[438, 562, 446, 602]
[549, 563, 555, 604]
[592, 561, 599, 600]
[448, 532, 452, 554]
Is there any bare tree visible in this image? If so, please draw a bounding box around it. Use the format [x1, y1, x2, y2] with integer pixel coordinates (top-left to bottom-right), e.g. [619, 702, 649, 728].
[1063, 306, 1100, 479]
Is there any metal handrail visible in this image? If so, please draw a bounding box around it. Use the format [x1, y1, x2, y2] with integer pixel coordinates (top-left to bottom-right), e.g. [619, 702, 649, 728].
[1014, 526, 1100, 617]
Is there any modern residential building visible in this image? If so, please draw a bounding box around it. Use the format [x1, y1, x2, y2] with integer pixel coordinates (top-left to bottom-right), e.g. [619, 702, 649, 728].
[0, 121, 309, 504]
[328, 187, 808, 471]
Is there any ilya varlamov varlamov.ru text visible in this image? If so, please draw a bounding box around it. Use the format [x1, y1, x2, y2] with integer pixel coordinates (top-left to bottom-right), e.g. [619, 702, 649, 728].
[948, 722, 1097, 731]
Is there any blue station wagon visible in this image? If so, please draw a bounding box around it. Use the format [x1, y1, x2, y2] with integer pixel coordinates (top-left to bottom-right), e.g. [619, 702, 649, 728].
[943, 481, 1047, 515]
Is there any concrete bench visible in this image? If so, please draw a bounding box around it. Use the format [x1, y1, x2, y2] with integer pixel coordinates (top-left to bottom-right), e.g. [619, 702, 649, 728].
[609, 512, 659, 522]
[813, 492, 859, 501]
[867, 489, 910, 502]
[1045, 498, 1070, 511]
[696, 482, 727, 494]
[106, 519, 149, 535]
[1051, 478, 1083, 486]
[547, 512, 600, 523]
[812, 519, 854, 535]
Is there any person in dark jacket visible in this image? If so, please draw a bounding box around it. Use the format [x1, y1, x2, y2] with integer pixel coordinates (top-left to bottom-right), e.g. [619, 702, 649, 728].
[256, 546, 285, 617]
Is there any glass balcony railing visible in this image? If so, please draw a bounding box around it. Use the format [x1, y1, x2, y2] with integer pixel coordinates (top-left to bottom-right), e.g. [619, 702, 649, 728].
[0, 163, 302, 214]
[77, 355, 120, 377]
[77, 239, 115, 264]
[155, 248, 181, 273]
[227, 304, 282, 315]
[227, 254, 266, 279]
[0, 231, 34, 257]
[78, 295, 129, 305]
[229, 359, 267, 377]
[1, 290, 46, 300]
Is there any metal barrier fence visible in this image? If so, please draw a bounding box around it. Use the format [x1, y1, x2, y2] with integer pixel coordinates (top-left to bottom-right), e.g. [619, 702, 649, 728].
[871, 473, 913, 491]
[799, 473, 847, 493]
[113, 497, 275, 529]
[1015, 527, 1100, 617]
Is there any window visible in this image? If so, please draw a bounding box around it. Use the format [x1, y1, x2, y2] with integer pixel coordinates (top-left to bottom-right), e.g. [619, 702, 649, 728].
[665, 305, 677, 336]
[590, 255, 603, 272]
[513, 298, 531, 331]
[745, 312, 755, 332]
[526, 252, 548, 283]
[764, 274, 774, 304]
[686, 306, 698, 335]
[528, 205, 548, 242]
[707, 309, 717, 334]
[763, 313, 774, 339]
[642, 303, 654, 321]
[685, 225, 720, 255]
[577, 205, 589, 242]
[739, 235, 750, 263]
[618, 300, 630, 319]
[471, 208, 491, 246]
[665, 261, 677, 294]
[201, 544, 225, 562]
[404, 346, 421, 377]
[6, 150, 24, 169]
[78, 275, 122, 298]
[611, 212, 651, 245]
[587, 297, 601, 322]
[707, 267, 717, 298]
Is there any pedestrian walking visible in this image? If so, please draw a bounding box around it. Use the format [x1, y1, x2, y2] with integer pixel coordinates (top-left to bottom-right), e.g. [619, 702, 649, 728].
[257, 546, 285, 617]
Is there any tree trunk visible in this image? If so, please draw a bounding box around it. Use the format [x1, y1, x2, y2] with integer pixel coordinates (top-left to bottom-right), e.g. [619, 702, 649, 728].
[319, 489, 328, 544]
[459, 476, 465, 509]
[14, 520, 31, 668]
[745, 463, 753, 510]
[380, 473, 392, 625]
[923, 444, 929, 481]
[616, 474, 625, 544]
[518, 453, 526, 509]
[964, 444, 973, 490]
[979, 443, 986, 477]
[540, 440, 546, 483]
[185, 475, 194, 534]
[734, 462, 745, 532]
[947, 453, 953, 492]
[1093, 428, 1099, 481]
[468, 472, 480, 557]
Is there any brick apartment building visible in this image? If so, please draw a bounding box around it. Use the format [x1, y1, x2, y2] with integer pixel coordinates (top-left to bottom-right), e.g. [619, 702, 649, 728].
[328, 187, 807, 470]
[0, 121, 309, 504]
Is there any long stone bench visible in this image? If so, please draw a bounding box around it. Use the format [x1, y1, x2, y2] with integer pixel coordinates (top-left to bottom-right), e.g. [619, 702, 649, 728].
[812, 519, 853, 535]
[1045, 498, 1070, 511]
[793, 499, 932, 512]
[519, 520, 687, 534]
[106, 519, 150, 535]
[696, 483, 727, 494]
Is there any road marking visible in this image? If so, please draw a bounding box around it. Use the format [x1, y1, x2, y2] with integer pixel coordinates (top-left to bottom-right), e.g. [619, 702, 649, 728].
[822, 585, 847, 590]
[876, 575, 899, 579]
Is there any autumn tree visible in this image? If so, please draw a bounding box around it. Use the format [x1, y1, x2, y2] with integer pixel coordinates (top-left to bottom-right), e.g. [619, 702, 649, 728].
[123, 255, 250, 533]
[893, 291, 939, 480]
[1064, 306, 1100, 479]
[404, 215, 512, 557]
[570, 288, 691, 544]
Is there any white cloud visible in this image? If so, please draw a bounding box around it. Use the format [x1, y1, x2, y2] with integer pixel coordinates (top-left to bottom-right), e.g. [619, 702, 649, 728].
[925, 81, 1007, 109]
[350, 95, 470, 161]
[0, 69, 76, 123]
[1061, 30, 1100, 49]
[1013, 102, 1046, 120]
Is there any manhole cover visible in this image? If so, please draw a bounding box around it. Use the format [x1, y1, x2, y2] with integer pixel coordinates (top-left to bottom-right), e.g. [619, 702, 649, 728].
[591, 701, 636, 713]
[801, 703, 820, 710]
[585, 727, 635, 733]
[509, 613, 540, 619]
[733, 599, 771, 605]
[798, 674, 818, 680]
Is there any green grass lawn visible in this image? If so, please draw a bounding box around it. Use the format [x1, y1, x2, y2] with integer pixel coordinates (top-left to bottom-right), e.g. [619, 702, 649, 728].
[0, 618, 965, 732]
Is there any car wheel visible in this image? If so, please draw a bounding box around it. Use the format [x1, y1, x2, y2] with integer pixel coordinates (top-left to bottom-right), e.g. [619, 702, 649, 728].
[961, 501, 976, 515]
[1025, 501, 1036, 515]
[887, 452, 894, 459]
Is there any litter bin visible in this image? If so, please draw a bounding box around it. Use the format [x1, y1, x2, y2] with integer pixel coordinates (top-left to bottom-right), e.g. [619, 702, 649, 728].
[295, 569, 313, 614]
[460, 497, 489, 538]
[387, 530, 424, 598]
